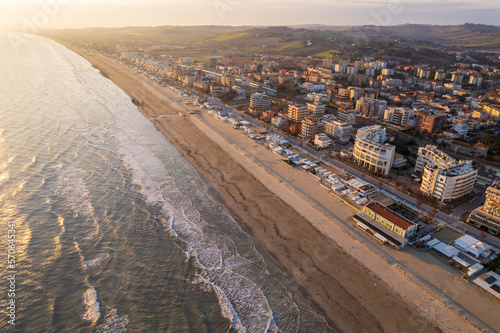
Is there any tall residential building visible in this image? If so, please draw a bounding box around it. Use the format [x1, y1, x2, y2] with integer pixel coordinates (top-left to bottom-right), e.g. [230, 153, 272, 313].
[349, 87, 364, 101]
[249, 93, 271, 117]
[221, 75, 236, 87]
[415, 145, 477, 202]
[414, 145, 457, 173]
[337, 109, 356, 126]
[231, 56, 243, 68]
[469, 75, 483, 87]
[467, 180, 500, 235]
[322, 58, 333, 69]
[307, 102, 326, 118]
[353, 126, 395, 175]
[435, 71, 447, 81]
[356, 97, 387, 119]
[421, 162, 477, 202]
[300, 117, 319, 141]
[452, 73, 465, 84]
[415, 111, 447, 133]
[208, 56, 220, 69]
[288, 104, 309, 123]
[384, 107, 415, 127]
[324, 120, 352, 144]
[417, 67, 431, 79]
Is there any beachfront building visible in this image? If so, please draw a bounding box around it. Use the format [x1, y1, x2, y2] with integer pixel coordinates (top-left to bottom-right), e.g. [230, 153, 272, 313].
[415, 145, 477, 202]
[249, 93, 271, 117]
[324, 119, 352, 144]
[300, 117, 319, 141]
[414, 145, 457, 173]
[352, 126, 395, 175]
[467, 180, 500, 235]
[356, 97, 387, 119]
[354, 202, 418, 248]
[420, 162, 477, 202]
[288, 103, 309, 123]
[314, 133, 333, 149]
[337, 109, 356, 126]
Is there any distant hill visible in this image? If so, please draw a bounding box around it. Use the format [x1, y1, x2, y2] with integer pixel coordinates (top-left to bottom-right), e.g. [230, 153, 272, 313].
[43, 24, 500, 58]
[317, 24, 500, 51]
[43, 26, 253, 45]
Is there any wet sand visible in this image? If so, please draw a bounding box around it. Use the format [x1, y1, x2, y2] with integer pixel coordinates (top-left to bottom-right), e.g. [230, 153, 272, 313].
[59, 44, 472, 333]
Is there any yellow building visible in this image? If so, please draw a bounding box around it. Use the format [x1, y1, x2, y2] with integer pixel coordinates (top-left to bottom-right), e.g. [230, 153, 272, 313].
[355, 202, 418, 248]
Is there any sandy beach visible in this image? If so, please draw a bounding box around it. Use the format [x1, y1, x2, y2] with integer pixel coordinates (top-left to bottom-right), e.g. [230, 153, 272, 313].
[59, 43, 498, 333]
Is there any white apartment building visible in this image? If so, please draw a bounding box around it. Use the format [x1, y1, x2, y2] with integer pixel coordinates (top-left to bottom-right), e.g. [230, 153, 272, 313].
[421, 162, 477, 202]
[249, 92, 271, 116]
[314, 133, 333, 149]
[324, 120, 352, 144]
[384, 107, 415, 127]
[353, 126, 395, 175]
[414, 145, 457, 173]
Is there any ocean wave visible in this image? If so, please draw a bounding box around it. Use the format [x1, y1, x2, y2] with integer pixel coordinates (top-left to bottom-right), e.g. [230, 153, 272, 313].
[107, 109, 296, 332]
[57, 56, 332, 332]
[83, 253, 111, 269]
[94, 306, 129, 333]
[54, 166, 95, 217]
[82, 287, 101, 324]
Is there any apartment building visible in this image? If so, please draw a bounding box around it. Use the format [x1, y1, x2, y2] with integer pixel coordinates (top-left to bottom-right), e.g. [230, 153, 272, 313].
[356, 97, 387, 118]
[300, 116, 319, 141]
[467, 180, 500, 235]
[421, 162, 477, 202]
[249, 92, 271, 116]
[384, 107, 415, 127]
[415, 145, 460, 173]
[324, 119, 352, 144]
[307, 102, 326, 118]
[415, 111, 448, 133]
[288, 103, 309, 123]
[337, 109, 356, 126]
[353, 126, 395, 175]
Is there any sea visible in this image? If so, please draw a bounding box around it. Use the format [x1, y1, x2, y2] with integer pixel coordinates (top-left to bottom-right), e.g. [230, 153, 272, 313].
[0, 32, 332, 333]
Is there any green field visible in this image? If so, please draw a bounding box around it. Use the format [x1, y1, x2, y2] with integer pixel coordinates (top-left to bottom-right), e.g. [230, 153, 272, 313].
[314, 49, 337, 58]
[211, 32, 250, 42]
[272, 41, 304, 51]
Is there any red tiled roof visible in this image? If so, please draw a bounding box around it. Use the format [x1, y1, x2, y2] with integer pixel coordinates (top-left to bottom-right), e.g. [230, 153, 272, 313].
[366, 202, 414, 230]
[474, 143, 489, 149]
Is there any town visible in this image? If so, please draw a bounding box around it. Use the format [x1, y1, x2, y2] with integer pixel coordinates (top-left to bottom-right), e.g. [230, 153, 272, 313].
[53, 24, 500, 303]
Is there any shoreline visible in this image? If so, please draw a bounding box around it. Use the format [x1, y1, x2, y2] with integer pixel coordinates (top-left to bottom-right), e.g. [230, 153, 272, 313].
[59, 43, 489, 333]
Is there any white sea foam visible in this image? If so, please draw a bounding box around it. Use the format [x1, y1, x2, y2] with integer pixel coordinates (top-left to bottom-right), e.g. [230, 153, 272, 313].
[54, 166, 95, 217]
[82, 253, 110, 269]
[82, 287, 100, 324]
[94, 306, 129, 333]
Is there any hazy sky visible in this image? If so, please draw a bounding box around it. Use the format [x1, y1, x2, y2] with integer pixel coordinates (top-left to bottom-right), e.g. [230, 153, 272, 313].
[0, 0, 499, 30]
